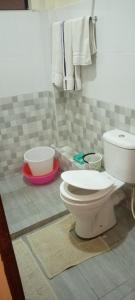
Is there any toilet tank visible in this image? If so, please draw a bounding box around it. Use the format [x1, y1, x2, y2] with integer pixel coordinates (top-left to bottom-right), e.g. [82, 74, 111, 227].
[103, 129, 135, 184]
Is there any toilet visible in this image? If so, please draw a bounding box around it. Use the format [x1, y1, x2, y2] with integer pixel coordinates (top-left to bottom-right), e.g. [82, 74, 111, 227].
[60, 129, 135, 239]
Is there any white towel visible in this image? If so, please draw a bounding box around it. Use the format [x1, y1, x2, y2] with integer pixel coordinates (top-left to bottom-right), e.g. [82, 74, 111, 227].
[72, 16, 97, 66]
[89, 18, 97, 55]
[52, 21, 63, 88]
[64, 20, 81, 91]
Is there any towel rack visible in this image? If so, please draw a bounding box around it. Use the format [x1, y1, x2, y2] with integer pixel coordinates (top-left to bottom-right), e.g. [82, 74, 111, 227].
[90, 16, 97, 22]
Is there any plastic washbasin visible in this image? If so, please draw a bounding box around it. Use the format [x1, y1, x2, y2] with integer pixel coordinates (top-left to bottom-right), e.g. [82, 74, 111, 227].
[22, 159, 59, 185]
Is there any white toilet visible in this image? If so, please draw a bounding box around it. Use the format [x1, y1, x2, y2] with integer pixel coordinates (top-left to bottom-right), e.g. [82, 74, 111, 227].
[60, 129, 135, 239]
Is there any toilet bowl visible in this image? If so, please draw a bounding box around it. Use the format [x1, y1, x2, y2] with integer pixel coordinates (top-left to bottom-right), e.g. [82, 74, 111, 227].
[60, 171, 123, 238]
[60, 129, 135, 239]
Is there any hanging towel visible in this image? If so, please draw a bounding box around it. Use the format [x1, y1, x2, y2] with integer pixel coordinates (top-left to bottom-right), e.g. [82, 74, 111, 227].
[72, 16, 97, 66]
[72, 16, 91, 66]
[89, 18, 97, 55]
[52, 21, 63, 88]
[64, 20, 81, 91]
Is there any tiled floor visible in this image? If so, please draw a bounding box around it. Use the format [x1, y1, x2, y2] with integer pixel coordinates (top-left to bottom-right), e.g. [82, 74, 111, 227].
[1, 173, 135, 300]
[12, 204, 135, 300]
[49, 206, 135, 300]
[0, 172, 67, 238]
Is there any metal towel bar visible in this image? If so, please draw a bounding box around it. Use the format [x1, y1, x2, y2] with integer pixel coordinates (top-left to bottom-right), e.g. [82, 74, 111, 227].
[89, 16, 97, 22]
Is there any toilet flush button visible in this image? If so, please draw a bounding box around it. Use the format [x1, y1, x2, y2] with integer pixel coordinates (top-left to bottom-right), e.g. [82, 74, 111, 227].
[61, 170, 114, 190]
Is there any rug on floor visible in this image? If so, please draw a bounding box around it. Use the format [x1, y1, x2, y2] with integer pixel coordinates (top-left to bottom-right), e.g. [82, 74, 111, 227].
[13, 239, 58, 300]
[26, 214, 110, 278]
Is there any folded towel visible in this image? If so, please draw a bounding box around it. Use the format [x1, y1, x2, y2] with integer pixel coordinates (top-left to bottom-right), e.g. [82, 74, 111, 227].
[72, 16, 97, 66]
[72, 16, 91, 66]
[52, 21, 63, 88]
[52, 17, 96, 91]
[64, 20, 81, 91]
[89, 18, 97, 55]
[63, 20, 74, 90]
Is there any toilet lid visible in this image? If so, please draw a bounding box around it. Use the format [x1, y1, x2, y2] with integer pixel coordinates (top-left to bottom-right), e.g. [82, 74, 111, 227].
[61, 170, 114, 190]
[60, 182, 114, 203]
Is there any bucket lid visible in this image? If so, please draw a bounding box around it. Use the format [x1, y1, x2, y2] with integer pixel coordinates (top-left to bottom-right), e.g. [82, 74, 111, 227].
[61, 170, 114, 190]
[103, 129, 135, 150]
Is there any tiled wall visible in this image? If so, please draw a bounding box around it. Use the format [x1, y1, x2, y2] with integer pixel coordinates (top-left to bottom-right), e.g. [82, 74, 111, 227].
[1, 89, 135, 176]
[54, 89, 69, 146]
[0, 91, 56, 176]
[57, 91, 135, 154]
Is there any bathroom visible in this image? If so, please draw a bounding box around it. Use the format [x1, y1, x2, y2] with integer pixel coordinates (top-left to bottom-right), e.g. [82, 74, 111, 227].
[0, 0, 135, 299]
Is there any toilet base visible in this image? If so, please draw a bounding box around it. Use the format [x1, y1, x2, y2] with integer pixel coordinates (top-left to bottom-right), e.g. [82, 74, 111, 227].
[75, 202, 116, 239]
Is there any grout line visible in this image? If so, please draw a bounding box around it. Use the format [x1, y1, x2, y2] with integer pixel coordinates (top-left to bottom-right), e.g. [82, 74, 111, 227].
[78, 267, 100, 299]
[98, 279, 130, 299]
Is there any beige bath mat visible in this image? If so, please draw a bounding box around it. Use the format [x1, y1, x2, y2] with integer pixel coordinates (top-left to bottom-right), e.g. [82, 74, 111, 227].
[13, 239, 58, 300]
[26, 214, 110, 279]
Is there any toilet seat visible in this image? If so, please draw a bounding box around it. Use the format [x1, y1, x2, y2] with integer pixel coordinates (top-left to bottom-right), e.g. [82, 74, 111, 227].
[60, 170, 116, 204]
[61, 170, 114, 190]
[60, 182, 114, 204]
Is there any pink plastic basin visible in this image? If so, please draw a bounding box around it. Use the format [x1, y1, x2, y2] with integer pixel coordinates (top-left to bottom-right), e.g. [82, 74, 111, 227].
[22, 159, 59, 185]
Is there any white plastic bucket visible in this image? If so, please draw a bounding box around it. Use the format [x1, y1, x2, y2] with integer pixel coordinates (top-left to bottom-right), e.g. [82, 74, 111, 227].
[24, 146, 55, 176]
